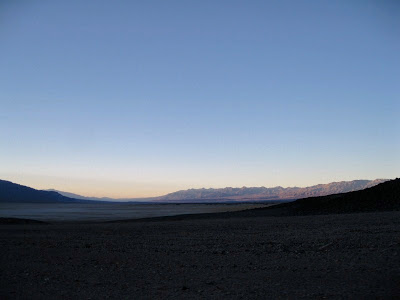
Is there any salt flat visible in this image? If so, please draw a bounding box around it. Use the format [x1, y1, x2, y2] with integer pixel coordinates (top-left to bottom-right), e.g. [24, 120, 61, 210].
[0, 203, 267, 222]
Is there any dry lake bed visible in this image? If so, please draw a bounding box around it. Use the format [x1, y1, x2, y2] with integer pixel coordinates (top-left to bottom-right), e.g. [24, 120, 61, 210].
[0, 203, 268, 222]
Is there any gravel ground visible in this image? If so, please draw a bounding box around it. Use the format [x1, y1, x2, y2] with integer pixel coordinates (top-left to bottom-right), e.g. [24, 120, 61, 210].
[1, 211, 400, 299]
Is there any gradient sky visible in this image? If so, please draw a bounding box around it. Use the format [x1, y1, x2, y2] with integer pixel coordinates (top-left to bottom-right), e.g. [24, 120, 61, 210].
[1, 0, 399, 198]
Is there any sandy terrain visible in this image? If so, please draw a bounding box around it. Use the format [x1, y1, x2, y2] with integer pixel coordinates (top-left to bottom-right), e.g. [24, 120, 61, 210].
[1, 211, 399, 299]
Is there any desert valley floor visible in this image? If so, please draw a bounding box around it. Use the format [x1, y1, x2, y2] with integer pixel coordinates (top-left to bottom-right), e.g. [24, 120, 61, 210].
[1, 211, 399, 299]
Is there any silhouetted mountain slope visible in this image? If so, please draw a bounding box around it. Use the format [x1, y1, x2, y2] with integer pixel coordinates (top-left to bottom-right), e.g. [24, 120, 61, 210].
[137, 179, 400, 222]
[257, 178, 400, 216]
[291, 178, 400, 213]
[45, 189, 155, 202]
[157, 179, 387, 202]
[45, 189, 116, 201]
[0, 180, 81, 203]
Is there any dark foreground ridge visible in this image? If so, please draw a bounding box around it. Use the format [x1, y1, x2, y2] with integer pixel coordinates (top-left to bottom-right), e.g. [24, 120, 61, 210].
[0, 217, 49, 225]
[280, 177, 400, 215]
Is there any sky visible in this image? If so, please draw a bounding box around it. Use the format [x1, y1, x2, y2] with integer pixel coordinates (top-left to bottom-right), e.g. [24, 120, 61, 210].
[0, 0, 399, 198]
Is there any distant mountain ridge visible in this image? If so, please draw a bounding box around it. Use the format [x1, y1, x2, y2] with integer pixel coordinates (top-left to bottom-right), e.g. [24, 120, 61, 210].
[45, 189, 118, 202]
[50, 179, 387, 203]
[0, 178, 389, 203]
[250, 178, 400, 216]
[152, 178, 400, 220]
[155, 179, 387, 202]
[287, 178, 400, 214]
[44, 189, 154, 202]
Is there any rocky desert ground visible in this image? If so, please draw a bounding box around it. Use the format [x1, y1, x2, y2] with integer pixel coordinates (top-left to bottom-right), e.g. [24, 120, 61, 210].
[1, 211, 399, 299]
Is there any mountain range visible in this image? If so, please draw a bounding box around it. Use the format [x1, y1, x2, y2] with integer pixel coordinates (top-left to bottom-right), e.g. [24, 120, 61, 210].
[53, 179, 386, 202]
[152, 179, 387, 202]
[0, 178, 387, 203]
[152, 178, 400, 220]
[240, 178, 400, 216]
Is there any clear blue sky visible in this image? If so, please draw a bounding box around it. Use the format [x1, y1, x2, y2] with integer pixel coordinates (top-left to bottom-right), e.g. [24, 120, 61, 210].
[1, 0, 399, 197]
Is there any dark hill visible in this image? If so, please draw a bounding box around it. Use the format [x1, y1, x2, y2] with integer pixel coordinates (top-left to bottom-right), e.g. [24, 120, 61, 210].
[285, 177, 400, 215]
[0, 217, 49, 224]
[240, 178, 400, 217]
[0, 180, 81, 203]
[128, 178, 400, 222]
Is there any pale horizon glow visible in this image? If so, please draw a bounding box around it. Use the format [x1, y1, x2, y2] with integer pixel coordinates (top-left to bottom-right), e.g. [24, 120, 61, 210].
[1, 1, 399, 197]
[0, 173, 394, 199]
